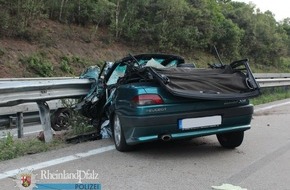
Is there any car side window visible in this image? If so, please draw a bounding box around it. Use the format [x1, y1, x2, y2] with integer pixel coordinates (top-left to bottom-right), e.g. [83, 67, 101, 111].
[107, 64, 127, 85]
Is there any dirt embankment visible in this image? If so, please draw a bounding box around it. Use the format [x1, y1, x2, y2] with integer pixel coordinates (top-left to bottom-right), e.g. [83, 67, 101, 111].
[0, 20, 141, 78]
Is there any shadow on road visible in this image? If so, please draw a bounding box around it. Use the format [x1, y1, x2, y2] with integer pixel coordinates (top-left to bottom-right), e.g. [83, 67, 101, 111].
[116, 136, 245, 159]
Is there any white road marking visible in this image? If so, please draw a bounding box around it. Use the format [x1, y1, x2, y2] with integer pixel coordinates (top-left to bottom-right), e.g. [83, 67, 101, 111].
[0, 145, 115, 180]
[254, 101, 290, 112]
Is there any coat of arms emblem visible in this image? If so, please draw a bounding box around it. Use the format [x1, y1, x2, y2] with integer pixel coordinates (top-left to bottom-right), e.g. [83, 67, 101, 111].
[15, 169, 36, 190]
[21, 173, 31, 187]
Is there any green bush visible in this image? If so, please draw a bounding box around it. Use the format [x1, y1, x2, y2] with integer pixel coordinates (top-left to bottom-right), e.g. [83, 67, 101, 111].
[60, 56, 73, 74]
[59, 55, 95, 75]
[0, 132, 65, 161]
[21, 53, 54, 77]
[0, 132, 17, 161]
[279, 57, 290, 71]
[71, 56, 89, 66]
[60, 99, 94, 136]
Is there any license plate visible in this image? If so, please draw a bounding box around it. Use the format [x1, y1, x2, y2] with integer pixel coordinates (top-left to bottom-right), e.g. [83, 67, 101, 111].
[179, 115, 222, 130]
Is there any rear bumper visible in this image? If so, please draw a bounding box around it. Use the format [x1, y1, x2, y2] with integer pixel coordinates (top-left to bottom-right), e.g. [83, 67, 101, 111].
[118, 104, 253, 145]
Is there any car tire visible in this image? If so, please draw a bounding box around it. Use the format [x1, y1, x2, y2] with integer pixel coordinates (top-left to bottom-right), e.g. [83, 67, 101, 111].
[216, 131, 244, 149]
[112, 114, 132, 152]
[50, 108, 71, 131]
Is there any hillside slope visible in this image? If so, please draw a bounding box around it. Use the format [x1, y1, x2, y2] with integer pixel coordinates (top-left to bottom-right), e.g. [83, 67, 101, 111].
[0, 20, 148, 78]
[0, 19, 223, 78]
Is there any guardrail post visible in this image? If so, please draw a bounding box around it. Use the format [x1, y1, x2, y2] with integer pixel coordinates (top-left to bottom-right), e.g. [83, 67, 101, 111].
[9, 116, 14, 128]
[37, 101, 53, 143]
[16, 112, 23, 138]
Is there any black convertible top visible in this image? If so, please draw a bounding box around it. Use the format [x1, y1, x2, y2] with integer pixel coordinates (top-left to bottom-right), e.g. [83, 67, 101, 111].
[145, 59, 260, 100]
[111, 54, 260, 101]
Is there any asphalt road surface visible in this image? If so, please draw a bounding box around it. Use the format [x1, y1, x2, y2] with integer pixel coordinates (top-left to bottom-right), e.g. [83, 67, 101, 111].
[1, 99, 290, 190]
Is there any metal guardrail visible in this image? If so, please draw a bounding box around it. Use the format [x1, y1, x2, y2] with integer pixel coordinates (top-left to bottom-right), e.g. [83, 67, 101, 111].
[0, 111, 40, 128]
[254, 73, 290, 88]
[0, 78, 92, 107]
[256, 78, 290, 87]
[0, 77, 76, 81]
[0, 74, 290, 142]
[254, 73, 290, 79]
[0, 100, 64, 129]
[0, 78, 94, 142]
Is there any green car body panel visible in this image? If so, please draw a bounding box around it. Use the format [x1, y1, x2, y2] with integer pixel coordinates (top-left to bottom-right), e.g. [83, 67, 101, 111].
[110, 82, 253, 145]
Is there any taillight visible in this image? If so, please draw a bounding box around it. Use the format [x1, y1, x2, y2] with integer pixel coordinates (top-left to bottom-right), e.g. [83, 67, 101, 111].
[132, 94, 164, 106]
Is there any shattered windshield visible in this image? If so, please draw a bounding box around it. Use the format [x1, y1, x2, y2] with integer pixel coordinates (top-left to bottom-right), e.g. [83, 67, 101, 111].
[107, 64, 127, 85]
[106, 54, 184, 85]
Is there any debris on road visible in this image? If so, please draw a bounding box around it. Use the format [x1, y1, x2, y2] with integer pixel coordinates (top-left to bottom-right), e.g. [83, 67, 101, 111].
[212, 183, 247, 190]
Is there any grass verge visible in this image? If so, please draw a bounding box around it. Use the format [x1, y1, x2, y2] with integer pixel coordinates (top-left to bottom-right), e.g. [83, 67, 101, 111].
[0, 104, 96, 161]
[250, 87, 290, 105]
[0, 132, 67, 161]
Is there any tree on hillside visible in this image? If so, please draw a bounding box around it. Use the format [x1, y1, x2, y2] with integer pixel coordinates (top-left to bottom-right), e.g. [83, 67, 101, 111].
[109, 0, 151, 39]
[203, 0, 243, 59]
[0, 0, 45, 37]
[220, 1, 256, 56]
[249, 11, 288, 65]
[1, 0, 290, 69]
[281, 18, 290, 55]
[45, 0, 113, 26]
[221, 1, 289, 65]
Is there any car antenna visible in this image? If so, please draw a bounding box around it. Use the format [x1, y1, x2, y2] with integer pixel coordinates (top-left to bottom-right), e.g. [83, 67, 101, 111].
[213, 45, 224, 66]
[128, 53, 140, 67]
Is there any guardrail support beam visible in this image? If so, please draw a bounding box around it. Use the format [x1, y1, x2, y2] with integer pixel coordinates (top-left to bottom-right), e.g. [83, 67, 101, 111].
[9, 116, 15, 128]
[37, 101, 53, 143]
[16, 112, 23, 138]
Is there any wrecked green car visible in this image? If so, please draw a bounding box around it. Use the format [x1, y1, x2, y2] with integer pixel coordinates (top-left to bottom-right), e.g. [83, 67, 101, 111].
[80, 54, 260, 152]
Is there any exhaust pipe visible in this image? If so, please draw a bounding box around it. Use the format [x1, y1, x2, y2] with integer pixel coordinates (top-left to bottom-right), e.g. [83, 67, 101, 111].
[161, 134, 172, 142]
